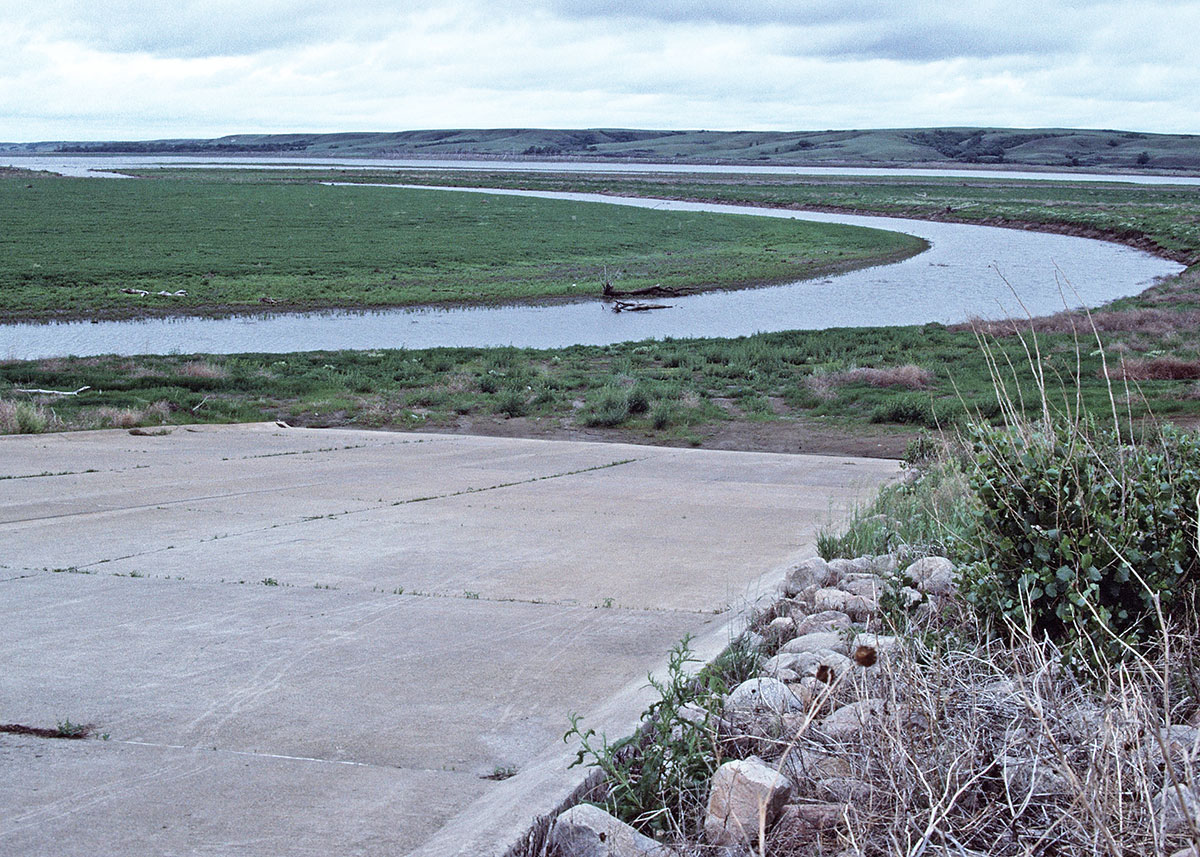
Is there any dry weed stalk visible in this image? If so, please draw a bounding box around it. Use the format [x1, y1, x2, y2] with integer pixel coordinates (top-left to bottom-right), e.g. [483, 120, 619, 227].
[743, 603, 1200, 857]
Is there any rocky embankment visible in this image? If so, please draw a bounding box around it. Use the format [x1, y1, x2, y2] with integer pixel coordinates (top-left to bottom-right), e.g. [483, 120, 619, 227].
[545, 554, 1200, 857]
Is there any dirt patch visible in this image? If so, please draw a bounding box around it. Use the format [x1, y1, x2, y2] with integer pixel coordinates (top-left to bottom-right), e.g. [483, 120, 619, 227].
[1, 722, 93, 739]
[336, 414, 914, 459]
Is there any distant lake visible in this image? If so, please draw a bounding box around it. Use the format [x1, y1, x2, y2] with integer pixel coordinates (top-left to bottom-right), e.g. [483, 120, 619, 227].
[0, 189, 1183, 360]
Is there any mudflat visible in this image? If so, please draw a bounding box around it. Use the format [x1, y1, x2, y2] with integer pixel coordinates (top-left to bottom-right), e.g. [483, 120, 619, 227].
[0, 425, 898, 856]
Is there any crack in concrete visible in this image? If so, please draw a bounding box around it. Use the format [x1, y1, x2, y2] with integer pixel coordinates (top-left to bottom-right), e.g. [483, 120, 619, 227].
[0, 481, 324, 527]
[63, 456, 643, 570]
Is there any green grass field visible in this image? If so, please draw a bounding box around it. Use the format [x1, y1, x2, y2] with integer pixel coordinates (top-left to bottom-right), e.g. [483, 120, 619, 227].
[4, 167, 1200, 445]
[0, 174, 923, 321]
[208, 167, 1194, 262]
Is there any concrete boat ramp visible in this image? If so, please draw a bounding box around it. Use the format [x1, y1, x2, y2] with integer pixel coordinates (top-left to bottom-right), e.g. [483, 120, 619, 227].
[0, 424, 898, 856]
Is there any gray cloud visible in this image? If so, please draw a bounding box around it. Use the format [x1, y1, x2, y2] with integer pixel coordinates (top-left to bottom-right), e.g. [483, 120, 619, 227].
[1, 0, 1197, 140]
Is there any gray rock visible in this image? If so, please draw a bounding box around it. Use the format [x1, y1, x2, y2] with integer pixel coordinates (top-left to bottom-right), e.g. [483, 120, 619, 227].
[761, 652, 799, 674]
[549, 803, 675, 857]
[795, 610, 852, 636]
[1157, 783, 1200, 835]
[766, 615, 797, 638]
[814, 588, 877, 621]
[779, 631, 845, 656]
[905, 556, 957, 596]
[898, 586, 924, 607]
[1169, 848, 1199, 857]
[790, 649, 854, 681]
[827, 557, 872, 582]
[1146, 725, 1200, 767]
[818, 698, 887, 741]
[704, 757, 794, 846]
[841, 575, 884, 599]
[871, 554, 899, 574]
[741, 631, 765, 651]
[769, 803, 846, 844]
[815, 776, 873, 803]
[725, 677, 807, 715]
[851, 633, 902, 658]
[786, 556, 834, 590]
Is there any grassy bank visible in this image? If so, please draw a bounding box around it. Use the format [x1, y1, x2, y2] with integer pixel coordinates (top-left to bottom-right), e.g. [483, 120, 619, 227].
[0, 174, 923, 322]
[5, 168, 1200, 448]
[146, 166, 1199, 263]
[5, 289, 1200, 448]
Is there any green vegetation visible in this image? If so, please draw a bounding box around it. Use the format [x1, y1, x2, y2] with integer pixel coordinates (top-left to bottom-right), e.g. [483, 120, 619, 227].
[962, 420, 1200, 663]
[5, 293, 1200, 440]
[264, 167, 1198, 262]
[0, 174, 922, 321]
[4, 168, 1200, 447]
[564, 634, 759, 836]
[10, 125, 1200, 170]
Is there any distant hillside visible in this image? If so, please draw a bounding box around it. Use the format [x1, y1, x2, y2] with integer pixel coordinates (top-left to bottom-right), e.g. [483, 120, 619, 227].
[4, 127, 1200, 171]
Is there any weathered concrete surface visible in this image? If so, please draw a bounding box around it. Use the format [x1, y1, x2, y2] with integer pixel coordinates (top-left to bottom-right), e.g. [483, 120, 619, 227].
[0, 425, 898, 856]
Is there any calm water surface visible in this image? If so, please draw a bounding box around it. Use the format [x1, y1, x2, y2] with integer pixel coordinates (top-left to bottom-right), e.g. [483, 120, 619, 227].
[5, 153, 1200, 186]
[0, 188, 1183, 359]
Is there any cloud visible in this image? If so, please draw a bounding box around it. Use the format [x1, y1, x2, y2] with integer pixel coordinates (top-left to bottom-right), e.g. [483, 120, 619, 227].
[1, 0, 1198, 140]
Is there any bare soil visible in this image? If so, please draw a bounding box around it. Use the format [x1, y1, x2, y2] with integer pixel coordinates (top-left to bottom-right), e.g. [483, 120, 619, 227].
[329, 414, 917, 459]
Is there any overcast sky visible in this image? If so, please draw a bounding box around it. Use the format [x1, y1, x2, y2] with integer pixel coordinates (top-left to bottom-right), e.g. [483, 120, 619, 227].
[2, 0, 1198, 141]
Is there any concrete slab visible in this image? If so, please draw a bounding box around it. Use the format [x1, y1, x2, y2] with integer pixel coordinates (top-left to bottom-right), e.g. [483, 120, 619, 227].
[0, 425, 899, 856]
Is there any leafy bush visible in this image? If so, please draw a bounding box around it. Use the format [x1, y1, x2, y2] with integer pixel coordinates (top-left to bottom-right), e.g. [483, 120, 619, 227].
[491, 386, 529, 418]
[961, 419, 1200, 662]
[0, 399, 54, 434]
[564, 637, 724, 835]
[580, 387, 632, 427]
[563, 635, 758, 836]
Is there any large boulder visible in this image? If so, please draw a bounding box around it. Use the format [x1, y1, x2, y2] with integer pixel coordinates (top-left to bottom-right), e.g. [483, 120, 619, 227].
[549, 803, 674, 857]
[817, 698, 887, 741]
[905, 556, 957, 596]
[779, 631, 846, 656]
[768, 802, 846, 845]
[725, 677, 807, 715]
[841, 575, 884, 599]
[789, 649, 854, 681]
[795, 610, 852, 636]
[785, 557, 835, 591]
[813, 588, 877, 621]
[1157, 783, 1200, 835]
[704, 757, 794, 846]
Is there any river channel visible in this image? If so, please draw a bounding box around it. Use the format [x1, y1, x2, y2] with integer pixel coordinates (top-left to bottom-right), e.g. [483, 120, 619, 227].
[0, 185, 1185, 360]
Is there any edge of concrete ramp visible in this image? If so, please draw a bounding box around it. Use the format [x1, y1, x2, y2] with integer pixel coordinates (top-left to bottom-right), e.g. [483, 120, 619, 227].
[406, 547, 803, 857]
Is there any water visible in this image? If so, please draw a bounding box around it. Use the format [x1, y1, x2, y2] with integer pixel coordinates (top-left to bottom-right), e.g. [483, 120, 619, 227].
[0, 188, 1183, 360]
[5, 153, 1200, 186]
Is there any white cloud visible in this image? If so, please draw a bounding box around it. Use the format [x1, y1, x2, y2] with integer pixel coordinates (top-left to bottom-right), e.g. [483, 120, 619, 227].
[1, 0, 1197, 140]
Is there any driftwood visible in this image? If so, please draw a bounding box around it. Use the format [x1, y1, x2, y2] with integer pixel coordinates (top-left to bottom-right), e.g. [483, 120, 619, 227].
[120, 288, 149, 296]
[602, 282, 694, 299]
[14, 385, 90, 396]
[611, 300, 671, 313]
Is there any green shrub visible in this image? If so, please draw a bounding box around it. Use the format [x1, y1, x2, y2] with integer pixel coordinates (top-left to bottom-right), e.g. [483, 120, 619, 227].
[0, 399, 54, 434]
[817, 454, 977, 561]
[869, 394, 935, 426]
[491, 386, 529, 418]
[960, 419, 1200, 662]
[580, 387, 632, 427]
[564, 636, 746, 836]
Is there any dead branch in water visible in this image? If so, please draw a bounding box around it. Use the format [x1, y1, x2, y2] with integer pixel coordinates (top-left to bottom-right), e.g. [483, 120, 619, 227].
[14, 385, 91, 397]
